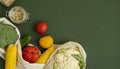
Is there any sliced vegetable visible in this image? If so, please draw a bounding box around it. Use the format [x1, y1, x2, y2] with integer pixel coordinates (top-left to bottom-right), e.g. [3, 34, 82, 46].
[20, 34, 32, 48]
[72, 54, 85, 69]
[5, 44, 17, 69]
[0, 23, 18, 48]
[35, 46, 55, 64]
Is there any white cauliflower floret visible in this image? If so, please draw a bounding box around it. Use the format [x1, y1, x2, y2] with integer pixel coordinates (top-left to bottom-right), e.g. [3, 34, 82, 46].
[54, 48, 80, 69]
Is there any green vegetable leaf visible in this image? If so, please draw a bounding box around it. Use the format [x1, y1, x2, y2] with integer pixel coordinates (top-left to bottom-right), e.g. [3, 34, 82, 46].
[53, 63, 58, 69]
[56, 48, 65, 54]
[72, 54, 85, 69]
[0, 23, 19, 48]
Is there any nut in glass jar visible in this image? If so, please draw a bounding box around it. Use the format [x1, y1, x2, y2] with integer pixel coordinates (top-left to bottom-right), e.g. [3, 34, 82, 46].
[0, 0, 15, 7]
[6, 6, 30, 24]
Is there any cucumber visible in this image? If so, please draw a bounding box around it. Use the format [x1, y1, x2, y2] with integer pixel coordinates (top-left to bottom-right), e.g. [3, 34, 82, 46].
[20, 35, 32, 48]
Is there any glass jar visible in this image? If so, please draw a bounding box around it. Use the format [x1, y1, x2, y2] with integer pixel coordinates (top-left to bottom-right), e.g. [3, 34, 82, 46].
[6, 6, 30, 24]
[0, 0, 15, 7]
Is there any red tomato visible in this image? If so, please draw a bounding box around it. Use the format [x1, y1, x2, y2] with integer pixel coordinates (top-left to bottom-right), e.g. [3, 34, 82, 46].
[35, 21, 48, 34]
[22, 45, 41, 63]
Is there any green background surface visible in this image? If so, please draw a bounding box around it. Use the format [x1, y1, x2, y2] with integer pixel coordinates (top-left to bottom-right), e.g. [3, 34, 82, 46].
[0, 0, 120, 69]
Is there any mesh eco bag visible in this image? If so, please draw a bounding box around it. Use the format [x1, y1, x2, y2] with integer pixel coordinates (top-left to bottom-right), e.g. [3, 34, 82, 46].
[0, 18, 87, 69]
[44, 41, 87, 69]
[0, 18, 45, 69]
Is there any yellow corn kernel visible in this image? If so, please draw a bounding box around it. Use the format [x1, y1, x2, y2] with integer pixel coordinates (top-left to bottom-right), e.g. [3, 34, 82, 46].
[5, 44, 17, 69]
[35, 46, 55, 64]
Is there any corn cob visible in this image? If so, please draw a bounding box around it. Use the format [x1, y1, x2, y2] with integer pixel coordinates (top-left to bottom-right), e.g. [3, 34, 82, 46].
[35, 46, 55, 64]
[5, 44, 17, 69]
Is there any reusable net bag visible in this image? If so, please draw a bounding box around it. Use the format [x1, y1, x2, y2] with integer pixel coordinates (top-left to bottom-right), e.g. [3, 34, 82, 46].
[0, 18, 87, 69]
[44, 41, 87, 69]
[0, 18, 45, 69]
